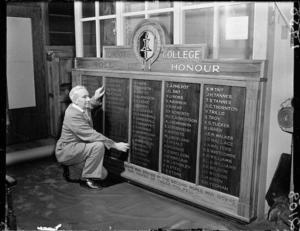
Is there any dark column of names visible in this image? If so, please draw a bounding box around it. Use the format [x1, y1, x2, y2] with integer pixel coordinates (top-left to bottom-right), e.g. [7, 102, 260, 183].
[199, 85, 246, 196]
[162, 82, 200, 183]
[131, 80, 161, 171]
[82, 75, 102, 96]
[105, 77, 130, 160]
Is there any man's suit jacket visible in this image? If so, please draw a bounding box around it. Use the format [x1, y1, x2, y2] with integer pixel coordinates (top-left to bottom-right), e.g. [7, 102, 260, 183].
[55, 98, 114, 163]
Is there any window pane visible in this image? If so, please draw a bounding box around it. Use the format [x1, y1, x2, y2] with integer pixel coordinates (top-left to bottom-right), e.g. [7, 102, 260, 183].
[83, 21, 96, 57]
[124, 1, 145, 12]
[100, 19, 117, 57]
[99, 1, 116, 16]
[149, 12, 173, 44]
[183, 2, 212, 6]
[124, 16, 145, 45]
[184, 8, 214, 58]
[148, 1, 173, 10]
[218, 3, 254, 59]
[82, 2, 95, 18]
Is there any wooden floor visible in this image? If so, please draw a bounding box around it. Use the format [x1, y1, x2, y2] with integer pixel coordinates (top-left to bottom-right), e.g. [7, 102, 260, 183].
[5, 139, 290, 230]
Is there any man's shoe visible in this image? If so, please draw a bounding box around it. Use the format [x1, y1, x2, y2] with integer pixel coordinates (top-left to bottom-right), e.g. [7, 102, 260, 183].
[62, 165, 71, 182]
[93, 179, 107, 188]
[62, 165, 80, 183]
[80, 179, 103, 190]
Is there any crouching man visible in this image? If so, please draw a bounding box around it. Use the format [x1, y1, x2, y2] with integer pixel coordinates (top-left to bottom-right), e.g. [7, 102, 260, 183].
[55, 85, 129, 189]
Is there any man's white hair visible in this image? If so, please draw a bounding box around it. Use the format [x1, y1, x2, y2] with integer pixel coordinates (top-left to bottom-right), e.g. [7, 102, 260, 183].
[69, 85, 88, 103]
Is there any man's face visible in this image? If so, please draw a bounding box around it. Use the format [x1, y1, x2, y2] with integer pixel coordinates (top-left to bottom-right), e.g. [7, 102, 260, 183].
[75, 89, 90, 110]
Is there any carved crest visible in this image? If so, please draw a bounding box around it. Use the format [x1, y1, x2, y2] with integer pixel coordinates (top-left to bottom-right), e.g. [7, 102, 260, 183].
[132, 19, 165, 70]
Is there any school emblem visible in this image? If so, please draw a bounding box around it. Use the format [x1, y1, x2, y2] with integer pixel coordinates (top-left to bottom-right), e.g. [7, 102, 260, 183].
[140, 31, 155, 61]
[132, 19, 165, 70]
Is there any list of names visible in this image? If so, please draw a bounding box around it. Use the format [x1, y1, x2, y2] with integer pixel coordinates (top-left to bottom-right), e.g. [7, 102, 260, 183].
[162, 82, 200, 183]
[105, 77, 129, 159]
[131, 80, 161, 171]
[82, 75, 102, 96]
[199, 85, 246, 196]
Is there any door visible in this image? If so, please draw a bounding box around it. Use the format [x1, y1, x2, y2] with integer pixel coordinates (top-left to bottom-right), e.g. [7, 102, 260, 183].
[6, 4, 49, 145]
[46, 46, 75, 138]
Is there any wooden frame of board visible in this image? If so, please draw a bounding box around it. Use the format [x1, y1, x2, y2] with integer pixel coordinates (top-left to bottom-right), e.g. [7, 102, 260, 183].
[71, 19, 267, 223]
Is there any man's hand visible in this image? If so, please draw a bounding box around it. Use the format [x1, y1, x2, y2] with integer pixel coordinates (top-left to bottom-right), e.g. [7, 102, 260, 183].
[113, 142, 130, 152]
[94, 86, 105, 101]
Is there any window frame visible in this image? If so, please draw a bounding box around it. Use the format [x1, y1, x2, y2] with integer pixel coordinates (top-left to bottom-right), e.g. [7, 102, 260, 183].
[74, 1, 269, 60]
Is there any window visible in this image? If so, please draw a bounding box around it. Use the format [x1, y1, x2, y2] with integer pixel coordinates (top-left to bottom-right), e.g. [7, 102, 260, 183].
[100, 19, 116, 56]
[149, 12, 174, 44]
[78, 1, 117, 57]
[184, 7, 214, 58]
[99, 1, 116, 16]
[75, 1, 256, 59]
[218, 3, 254, 59]
[182, 2, 254, 59]
[124, 1, 144, 12]
[122, 1, 174, 45]
[124, 15, 144, 45]
[82, 2, 95, 18]
[83, 21, 96, 57]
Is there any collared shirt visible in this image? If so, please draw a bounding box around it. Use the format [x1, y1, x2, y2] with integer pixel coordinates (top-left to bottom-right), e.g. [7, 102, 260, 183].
[72, 103, 91, 122]
[72, 103, 84, 113]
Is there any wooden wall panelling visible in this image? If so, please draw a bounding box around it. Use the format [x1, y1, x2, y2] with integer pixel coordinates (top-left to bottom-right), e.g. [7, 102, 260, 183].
[71, 70, 81, 88]
[247, 81, 267, 218]
[46, 55, 54, 136]
[6, 4, 49, 144]
[40, 2, 50, 46]
[47, 2, 75, 46]
[47, 50, 60, 137]
[237, 80, 265, 219]
[46, 46, 74, 137]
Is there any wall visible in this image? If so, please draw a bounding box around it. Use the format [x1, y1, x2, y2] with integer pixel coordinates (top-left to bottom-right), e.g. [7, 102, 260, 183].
[48, 2, 75, 46]
[265, 3, 294, 212]
[6, 3, 49, 145]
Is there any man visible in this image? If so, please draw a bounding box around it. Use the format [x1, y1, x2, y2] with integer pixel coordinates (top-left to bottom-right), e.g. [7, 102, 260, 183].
[55, 85, 129, 189]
